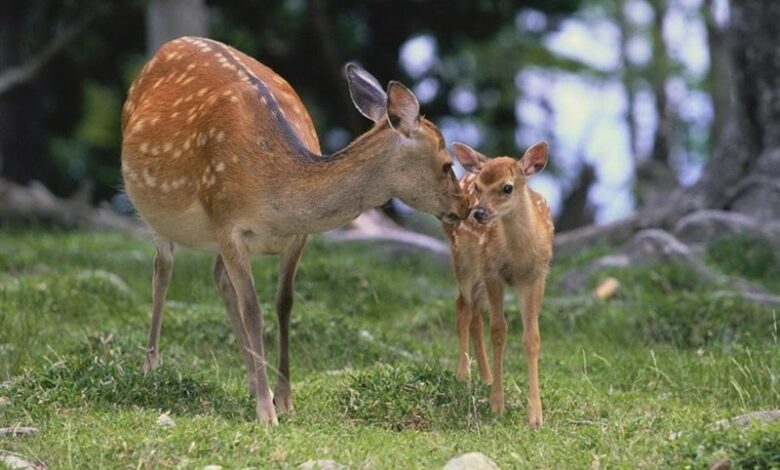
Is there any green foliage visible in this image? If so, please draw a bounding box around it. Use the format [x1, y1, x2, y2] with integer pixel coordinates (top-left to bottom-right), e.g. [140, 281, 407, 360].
[668, 421, 780, 469]
[340, 363, 488, 431]
[707, 234, 780, 290]
[1, 230, 778, 467]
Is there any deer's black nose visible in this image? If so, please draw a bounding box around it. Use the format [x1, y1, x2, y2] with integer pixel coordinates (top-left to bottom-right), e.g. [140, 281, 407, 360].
[473, 208, 488, 222]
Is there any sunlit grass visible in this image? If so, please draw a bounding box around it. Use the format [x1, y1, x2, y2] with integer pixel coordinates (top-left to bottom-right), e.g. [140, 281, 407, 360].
[1, 229, 778, 468]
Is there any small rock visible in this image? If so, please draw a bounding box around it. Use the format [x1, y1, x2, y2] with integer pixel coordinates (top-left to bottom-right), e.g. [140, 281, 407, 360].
[203, 466, 222, 470]
[709, 458, 731, 470]
[156, 413, 175, 428]
[593, 277, 620, 300]
[298, 459, 348, 470]
[0, 451, 44, 469]
[712, 409, 780, 429]
[443, 452, 500, 470]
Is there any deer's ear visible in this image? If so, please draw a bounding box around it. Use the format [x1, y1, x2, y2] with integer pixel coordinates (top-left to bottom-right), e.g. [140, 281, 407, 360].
[345, 63, 387, 122]
[452, 142, 486, 173]
[386, 81, 420, 137]
[519, 141, 549, 176]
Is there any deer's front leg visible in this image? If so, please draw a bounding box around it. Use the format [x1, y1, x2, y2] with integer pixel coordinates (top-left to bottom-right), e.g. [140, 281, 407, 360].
[485, 276, 507, 413]
[469, 297, 492, 385]
[219, 233, 276, 425]
[273, 235, 307, 414]
[455, 293, 473, 382]
[520, 278, 545, 429]
[144, 239, 174, 374]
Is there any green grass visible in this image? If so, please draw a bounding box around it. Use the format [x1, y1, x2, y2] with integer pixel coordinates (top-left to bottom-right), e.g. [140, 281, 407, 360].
[1, 229, 778, 468]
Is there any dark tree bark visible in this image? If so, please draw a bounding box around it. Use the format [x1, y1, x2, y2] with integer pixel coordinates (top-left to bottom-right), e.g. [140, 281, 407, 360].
[556, 0, 780, 254]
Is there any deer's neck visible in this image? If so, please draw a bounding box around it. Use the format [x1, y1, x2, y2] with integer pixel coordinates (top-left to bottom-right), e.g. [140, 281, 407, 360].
[499, 191, 540, 252]
[270, 124, 400, 234]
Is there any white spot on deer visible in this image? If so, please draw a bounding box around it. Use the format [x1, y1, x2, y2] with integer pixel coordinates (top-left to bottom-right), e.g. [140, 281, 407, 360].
[182, 76, 196, 86]
[150, 116, 160, 126]
[183, 94, 194, 103]
[161, 181, 170, 193]
[166, 52, 179, 61]
[214, 162, 225, 172]
[222, 90, 232, 97]
[183, 139, 192, 151]
[202, 61, 210, 67]
[260, 96, 268, 105]
[197, 87, 209, 97]
[151, 146, 161, 156]
[231, 155, 240, 163]
[162, 142, 173, 153]
[216, 130, 226, 142]
[143, 168, 156, 187]
[229, 95, 239, 103]
[173, 149, 183, 159]
[197, 132, 208, 147]
[173, 97, 183, 107]
[207, 94, 217, 105]
[139, 142, 150, 154]
[187, 63, 196, 71]
[186, 114, 197, 124]
[293, 105, 302, 115]
[170, 111, 180, 119]
[175, 73, 188, 84]
[132, 119, 146, 134]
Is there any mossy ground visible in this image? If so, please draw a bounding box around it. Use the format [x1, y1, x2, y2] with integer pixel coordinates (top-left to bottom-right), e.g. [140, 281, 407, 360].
[1, 229, 778, 468]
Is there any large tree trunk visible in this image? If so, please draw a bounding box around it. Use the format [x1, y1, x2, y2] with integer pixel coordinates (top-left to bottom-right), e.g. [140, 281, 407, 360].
[556, 0, 780, 255]
[146, 0, 208, 55]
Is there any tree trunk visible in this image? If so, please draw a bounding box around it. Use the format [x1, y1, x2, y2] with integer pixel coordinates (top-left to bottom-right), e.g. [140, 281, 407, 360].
[0, 3, 48, 184]
[556, 0, 780, 254]
[146, 0, 208, 55]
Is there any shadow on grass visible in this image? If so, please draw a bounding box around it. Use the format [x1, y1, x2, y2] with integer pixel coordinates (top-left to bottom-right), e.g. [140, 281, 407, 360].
[6, 336, 254, 421]
[339, 362, 509, 432]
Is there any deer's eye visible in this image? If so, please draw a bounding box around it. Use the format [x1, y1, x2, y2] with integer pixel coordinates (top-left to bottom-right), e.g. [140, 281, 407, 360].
[502, 184, 514, 195]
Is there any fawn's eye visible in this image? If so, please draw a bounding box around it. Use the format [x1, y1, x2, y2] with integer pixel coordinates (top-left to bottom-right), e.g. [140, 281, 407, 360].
[502, 184, 514, 195]
[443, 163, 453, 174]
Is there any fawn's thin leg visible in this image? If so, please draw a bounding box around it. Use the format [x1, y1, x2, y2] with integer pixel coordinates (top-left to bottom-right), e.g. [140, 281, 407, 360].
[455, 292, 473, 381]
[218, 232, 276, 425]
[520, 277, 545, 429]
[273, 235, 307, 413]
[213, 255, 257, 395]
[469, 298, 492, 385]
[144, 239, 174, 373]
[485, 276, 507, 413]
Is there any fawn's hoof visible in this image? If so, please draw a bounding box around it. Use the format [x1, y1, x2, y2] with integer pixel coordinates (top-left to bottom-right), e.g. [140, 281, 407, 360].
[489, 390, 505, 413]
[456, 363, 471, 382]
[528, 415, 543, 430]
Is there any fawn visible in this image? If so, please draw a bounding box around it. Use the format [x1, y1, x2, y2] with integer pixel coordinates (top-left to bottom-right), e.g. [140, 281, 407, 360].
[121, 37, 468, 425]
[444, 141, 553, 429]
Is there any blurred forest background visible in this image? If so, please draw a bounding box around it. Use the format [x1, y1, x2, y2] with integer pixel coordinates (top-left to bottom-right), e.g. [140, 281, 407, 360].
[1, 0, 779, 242]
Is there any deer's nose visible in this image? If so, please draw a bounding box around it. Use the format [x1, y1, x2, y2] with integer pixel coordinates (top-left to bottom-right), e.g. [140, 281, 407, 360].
[473, 207, 488, 222]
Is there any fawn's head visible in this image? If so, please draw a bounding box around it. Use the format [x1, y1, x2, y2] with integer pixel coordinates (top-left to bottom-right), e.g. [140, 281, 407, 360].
[452, 141, 549, 224]
[346, 64, 468, 223]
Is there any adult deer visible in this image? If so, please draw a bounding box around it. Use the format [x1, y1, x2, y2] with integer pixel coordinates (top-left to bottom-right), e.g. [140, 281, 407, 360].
[121, 37, 468, 425]
[445, 141, 553, 429]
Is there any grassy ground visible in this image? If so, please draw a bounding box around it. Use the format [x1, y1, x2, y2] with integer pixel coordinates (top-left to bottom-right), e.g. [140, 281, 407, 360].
[1, 229, 778, 469]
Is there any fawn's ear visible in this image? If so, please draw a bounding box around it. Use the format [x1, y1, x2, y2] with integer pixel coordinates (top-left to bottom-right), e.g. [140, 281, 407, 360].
[452, 142, 487, 173]
[386, 81, 420, 137]
[345, 63, 387, 122]
[519, 141, 549, 176]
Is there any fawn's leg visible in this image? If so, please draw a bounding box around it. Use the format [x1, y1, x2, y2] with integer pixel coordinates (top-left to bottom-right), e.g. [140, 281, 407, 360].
[455, 292, 473, 381]
[213, 255, 257, 395]
[485, 277, 507, 413]
[470, 295, 492, 384]
[143, 239, 174, 373]
[218, 232, 276, 425]
[273, 235, 307, 413]
[520, 277, 545, 429]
